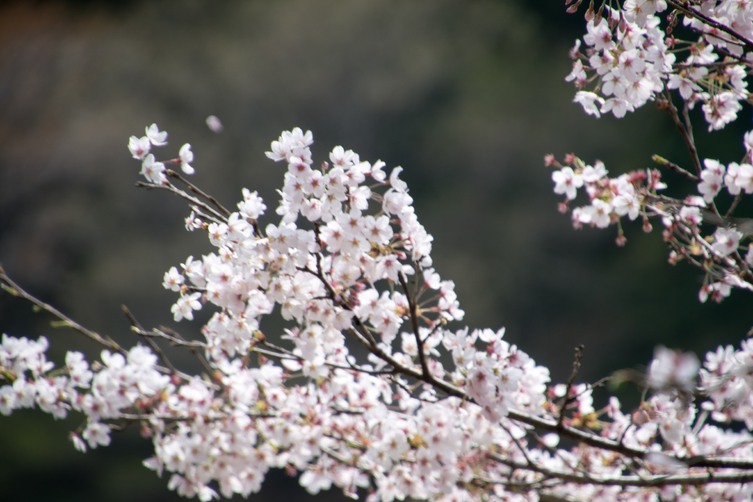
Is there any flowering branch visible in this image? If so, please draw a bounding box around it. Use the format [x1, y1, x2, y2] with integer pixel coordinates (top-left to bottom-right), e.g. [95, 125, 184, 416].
[2, 2, 753, 501]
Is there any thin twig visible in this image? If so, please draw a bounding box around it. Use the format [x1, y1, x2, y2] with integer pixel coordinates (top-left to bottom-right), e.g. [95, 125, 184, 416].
[121, 305, 180, 375]
[557, 344, 585, 429]
[152, 325, 214, 376]
[136, 176, 227, 224]
[651, 155, 698, 182]
[166, 169, 231, 217]
[398, 271, 430, 378]
[0, 265, 124, 354]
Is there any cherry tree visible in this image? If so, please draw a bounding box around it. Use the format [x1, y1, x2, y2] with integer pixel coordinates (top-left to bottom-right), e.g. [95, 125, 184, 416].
[3, 1, 753, 500]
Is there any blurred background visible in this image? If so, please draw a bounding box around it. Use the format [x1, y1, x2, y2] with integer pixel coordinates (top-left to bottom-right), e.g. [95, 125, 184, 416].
[1, 0, 750, 500]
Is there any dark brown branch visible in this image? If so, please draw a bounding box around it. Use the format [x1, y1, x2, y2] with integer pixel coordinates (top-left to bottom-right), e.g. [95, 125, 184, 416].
[662, 92, 702, 175]
[667, 0, 753, 51]
[492, 453, 753, 487]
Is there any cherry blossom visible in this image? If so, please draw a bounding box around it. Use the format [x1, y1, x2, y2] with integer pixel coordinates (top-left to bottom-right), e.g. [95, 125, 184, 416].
[647, 346, 700, 392]
[128, 134, 151, 160]
[711, 227, 743, 257]
[146, 123, 168, 146]
[140, 154, 167, 185]
[552, 166, 583, 200]
[179, 143, 195, 175]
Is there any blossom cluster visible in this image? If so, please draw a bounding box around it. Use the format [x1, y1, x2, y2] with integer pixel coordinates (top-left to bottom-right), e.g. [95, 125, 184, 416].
[549, 144, 753, 301]
[567, 0, 751, 130]
[700, 338, 753, 428]
[2, 126, 554, 500]
[128, 123, 195, 183]
[0, 334, 168, 450]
